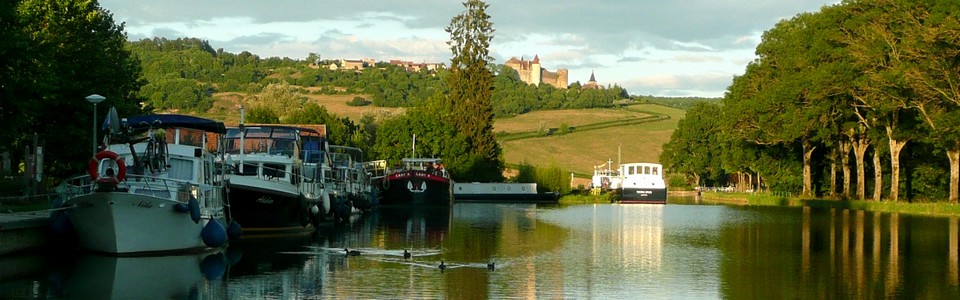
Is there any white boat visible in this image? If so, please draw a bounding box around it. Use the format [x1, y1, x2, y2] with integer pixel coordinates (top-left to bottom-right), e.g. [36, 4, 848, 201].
[591, 159, 622, 190]
[59, 113, 232, 255]
[327, 146, 379, 221]
[223, 124, 331, 233]
[618, 162, 667, 204]
[453, 182, 559, 203]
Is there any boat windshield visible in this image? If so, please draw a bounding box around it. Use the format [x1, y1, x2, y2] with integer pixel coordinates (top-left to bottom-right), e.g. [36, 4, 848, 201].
[399, 158, 447, 177]
[224, 126, 301, 156]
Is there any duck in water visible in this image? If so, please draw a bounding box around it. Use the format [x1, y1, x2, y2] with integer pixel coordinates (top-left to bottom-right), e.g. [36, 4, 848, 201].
[403, 250, 411, 260]
[487, 262, 495, 271]
[439, 261, 446, 272]
[344, 248, 361, 256]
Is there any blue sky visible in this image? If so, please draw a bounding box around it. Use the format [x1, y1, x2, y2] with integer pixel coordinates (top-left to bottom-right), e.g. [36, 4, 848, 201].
[100, 0, 838, 98]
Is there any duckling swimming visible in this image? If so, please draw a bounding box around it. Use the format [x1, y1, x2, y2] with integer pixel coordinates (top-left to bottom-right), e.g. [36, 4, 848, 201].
[344, 248, 361, 256]
[439, 261, 446, 272]
[403, 250, 412, 260]
[487, 262, 495, 271]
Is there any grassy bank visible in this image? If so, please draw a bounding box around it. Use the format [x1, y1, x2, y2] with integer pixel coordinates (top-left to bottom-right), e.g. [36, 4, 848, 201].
[701, 192, 960, 217]
[557, 191, 618, 204]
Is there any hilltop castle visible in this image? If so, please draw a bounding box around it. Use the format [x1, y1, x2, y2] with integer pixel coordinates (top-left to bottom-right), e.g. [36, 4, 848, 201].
[504, 55, 568, 89]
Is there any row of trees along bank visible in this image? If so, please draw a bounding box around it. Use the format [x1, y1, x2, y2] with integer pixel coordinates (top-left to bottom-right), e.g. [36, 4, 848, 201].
[660, 0, 960, 203]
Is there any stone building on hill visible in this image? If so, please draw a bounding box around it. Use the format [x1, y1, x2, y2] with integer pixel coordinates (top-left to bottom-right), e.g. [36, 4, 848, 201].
[504, 55, 568, 89]
[581, 71, 604, 90]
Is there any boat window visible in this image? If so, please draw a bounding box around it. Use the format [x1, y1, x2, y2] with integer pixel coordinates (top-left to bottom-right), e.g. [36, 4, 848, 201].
[653, 166, 659, 175]
[168, 158, 194, 181]
[263, 163, 286, 179]
[271, 140, 295, 156]
[176, 129, 205, 147]
[237, 163, 259, 176]
[644, 166, 651, 175]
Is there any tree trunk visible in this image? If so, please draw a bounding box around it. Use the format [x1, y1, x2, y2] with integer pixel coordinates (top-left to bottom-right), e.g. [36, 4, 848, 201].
[887, 127, 907, 202]
[948, 147, 960, 203]
[802, 140, 816, 197]
[829, 158, 838, 196]
[853, 138, 869, 200]
[757, 173, 762, 192]
[873, 148, 882, 201]
[747, 173, 753, 192]
[841, 141, 852, 198]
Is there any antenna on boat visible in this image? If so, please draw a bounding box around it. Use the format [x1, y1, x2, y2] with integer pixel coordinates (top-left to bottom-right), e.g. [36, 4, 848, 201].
[239, 106, 245, 174]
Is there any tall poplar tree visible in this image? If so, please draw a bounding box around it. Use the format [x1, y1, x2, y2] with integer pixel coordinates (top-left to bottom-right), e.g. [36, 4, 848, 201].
[444, 0, 503, 182]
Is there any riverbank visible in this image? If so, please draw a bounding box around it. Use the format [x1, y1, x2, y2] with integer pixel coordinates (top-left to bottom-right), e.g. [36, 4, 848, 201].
[700, 192, 960, 217]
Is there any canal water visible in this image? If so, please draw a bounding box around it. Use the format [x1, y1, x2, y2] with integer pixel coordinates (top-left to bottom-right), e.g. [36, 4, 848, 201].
[1, 196, 958, 299]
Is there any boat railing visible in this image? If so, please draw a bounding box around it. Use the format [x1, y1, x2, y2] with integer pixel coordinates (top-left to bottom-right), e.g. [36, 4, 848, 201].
[364, 160, 388, 180]
[60, 174, 225, 212]
[229, 160, 327, 195]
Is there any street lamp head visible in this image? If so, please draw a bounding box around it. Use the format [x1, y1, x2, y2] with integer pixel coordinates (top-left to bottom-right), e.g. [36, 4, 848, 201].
[86, 94, 106, 104]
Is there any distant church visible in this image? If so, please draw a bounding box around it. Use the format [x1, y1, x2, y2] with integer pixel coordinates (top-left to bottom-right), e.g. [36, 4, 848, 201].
[504, 55, 569, 89]
[582, 71, 604, 90]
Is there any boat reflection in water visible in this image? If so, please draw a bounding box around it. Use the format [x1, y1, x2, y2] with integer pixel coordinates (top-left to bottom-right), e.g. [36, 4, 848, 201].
[615, 204, 664, 270]
[222, 235, 328, 299]
[54, 251, 227, 299]
[342, 205, 452, 250]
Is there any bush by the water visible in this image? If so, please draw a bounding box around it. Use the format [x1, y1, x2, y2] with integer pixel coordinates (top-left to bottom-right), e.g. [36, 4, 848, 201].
[514, 162, 571, 195]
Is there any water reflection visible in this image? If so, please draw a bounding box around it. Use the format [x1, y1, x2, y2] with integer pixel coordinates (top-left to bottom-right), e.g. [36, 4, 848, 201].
[722, 206, 960, 299]
[51, 251, 221, 299]
[4, 200, 960, 298]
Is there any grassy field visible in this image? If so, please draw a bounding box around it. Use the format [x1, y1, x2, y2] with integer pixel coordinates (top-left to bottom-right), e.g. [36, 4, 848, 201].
[208, 92, 405, 124]
[206, 93, 684, 177]
[500, 104, 684, 176]
[493, 108, 653, 133]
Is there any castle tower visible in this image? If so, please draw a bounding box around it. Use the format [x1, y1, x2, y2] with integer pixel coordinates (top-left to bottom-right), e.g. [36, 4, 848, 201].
[531, 55, 542, 86]
[557, 69, 569, 88]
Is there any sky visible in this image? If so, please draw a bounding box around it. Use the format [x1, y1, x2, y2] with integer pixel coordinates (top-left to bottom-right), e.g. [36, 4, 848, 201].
[100, 0, 839, 98]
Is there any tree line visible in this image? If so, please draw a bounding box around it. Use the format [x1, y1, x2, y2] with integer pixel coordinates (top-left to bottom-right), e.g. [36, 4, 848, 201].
[126, 37, 632, 117]
[660, 0, 960, 203]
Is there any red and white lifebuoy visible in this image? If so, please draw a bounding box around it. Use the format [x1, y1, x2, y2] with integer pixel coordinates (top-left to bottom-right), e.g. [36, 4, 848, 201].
[88, 150, 126, 184]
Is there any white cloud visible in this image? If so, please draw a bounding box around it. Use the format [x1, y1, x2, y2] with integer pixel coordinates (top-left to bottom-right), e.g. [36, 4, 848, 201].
[103, 0, 839, 97]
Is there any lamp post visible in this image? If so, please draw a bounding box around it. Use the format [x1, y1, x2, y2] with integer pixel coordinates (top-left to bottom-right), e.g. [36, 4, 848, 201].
[86, 94, 106, 156]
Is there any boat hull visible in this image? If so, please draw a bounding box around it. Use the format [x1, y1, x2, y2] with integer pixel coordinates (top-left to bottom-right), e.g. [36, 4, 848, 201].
[619, 187, 668, 204]
[380, 171, 452, 206]
[454, 193, 559, 203]
[227, 179, 313, 233]
[65, 192, 217, 255]
[453, 182, 557, 203]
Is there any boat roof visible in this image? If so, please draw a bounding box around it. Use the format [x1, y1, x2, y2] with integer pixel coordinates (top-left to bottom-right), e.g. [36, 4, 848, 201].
[124, 114, 226, 134]
[225, 125, 322, 139]
[401, 158, 442, 163]
[620, 162, 662, 167]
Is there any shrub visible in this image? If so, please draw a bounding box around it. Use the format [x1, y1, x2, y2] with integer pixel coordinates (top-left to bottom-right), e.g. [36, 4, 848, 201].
[347, 96, 371, 106]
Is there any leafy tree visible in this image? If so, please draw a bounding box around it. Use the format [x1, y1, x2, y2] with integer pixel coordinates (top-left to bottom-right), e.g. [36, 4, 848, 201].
[660, 102, 726, 187]
[444, 0, 503, 182]
[245, 106, 279, 124]
[9, 0, 144, 179]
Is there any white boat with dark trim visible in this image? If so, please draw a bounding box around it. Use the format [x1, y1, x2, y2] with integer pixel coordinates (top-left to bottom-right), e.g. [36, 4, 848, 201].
[618, 162, 667, 204]
[57, 113, 234, 255]
[223, 124, 331, 233]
